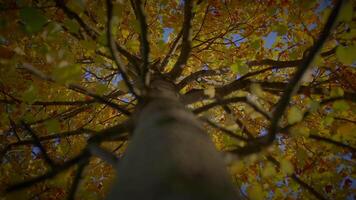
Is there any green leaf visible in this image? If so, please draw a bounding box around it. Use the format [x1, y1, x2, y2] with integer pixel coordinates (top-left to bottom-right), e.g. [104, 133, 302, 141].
[330, 87, 344, 97]
[323, 115, 334, 126]
[22, 85, 38, 104]
[308, 100, 320, 113]
[338, 1, 353, 22]
[262, 163, 277, 178]
[287, 106, 303, 124]
[231, 61, 248, 75]
[20, 7, 47, 33]
[63, 19, 79, 34]
[332, 100, 350, 112]
[45, 119, 61, 133]
[52, 64, 82, 84]
[251, 40, 260, 49]
[273, 24, 288, 36]
[336, 45, 356, 65]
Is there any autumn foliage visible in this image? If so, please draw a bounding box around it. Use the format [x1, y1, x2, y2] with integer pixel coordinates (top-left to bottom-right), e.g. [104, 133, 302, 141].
[0, 0, 355, 199]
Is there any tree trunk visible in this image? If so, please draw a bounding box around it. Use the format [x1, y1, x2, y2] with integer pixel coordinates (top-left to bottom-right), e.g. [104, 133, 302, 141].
[107, 78, 239, 200]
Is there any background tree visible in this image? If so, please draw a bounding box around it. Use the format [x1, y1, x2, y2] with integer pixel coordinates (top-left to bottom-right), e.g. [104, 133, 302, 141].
[0, 0, 355, 199]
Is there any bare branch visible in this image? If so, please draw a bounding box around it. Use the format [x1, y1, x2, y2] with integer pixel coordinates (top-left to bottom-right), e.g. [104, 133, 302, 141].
[265, 0, 343, 145]
[55, 0, 98, 39]
[67, 158, 89, 200]
[20, 121, 56, 168]
[131, 0, 150, 85]
[55, 0, 140, 66]
[309, 134, 356, 152]
[200, 117, 248, 142]
[88, 144, 119, 166]
[177, 69, 222, 89]
[159, 30, 183, 71]
[166, 0, 194, 80]
[267, 156, 328, 200]
[6, 151, 90, 192]
[106, 0, 140, 97]
[20, 63, 131, 116]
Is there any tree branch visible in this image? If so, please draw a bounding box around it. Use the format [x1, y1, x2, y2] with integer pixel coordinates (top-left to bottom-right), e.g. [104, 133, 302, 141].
[106, 0, 139, 97]
[309, 134, 356, 152]
[131, 0, 150, 85]
[159, 30, 183, 71]
[166, 0, 194, 80]
[267, 156, 327, 200]
[55, 0, 140, 66]
[88, 144, 119, 166]
[177, 69, 222, 89]
[20, 121, 56, 168]
[20, 63, 131, 116]
[6, 150, 90, 192]
[67, 158, 89, 200]
[200, 117, 248, 142]
[265, 0, 342, 145]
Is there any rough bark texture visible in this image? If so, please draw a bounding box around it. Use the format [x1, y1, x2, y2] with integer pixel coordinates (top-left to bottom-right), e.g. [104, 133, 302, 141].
[106, 78, 239, 200]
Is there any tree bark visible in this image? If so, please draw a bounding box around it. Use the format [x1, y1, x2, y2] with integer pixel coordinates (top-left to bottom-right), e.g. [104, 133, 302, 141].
[107, 78, 239, 200]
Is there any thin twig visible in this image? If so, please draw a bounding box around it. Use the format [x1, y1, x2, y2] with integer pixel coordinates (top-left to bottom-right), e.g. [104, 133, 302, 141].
[6, 151, 90, 192]
[20, 63, 131, 116]
[266, 0, 343, 144]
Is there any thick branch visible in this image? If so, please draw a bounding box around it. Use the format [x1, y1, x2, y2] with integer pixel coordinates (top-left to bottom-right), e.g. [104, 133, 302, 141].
[177, 69, 221, 89]
[131, 0, 150, 85]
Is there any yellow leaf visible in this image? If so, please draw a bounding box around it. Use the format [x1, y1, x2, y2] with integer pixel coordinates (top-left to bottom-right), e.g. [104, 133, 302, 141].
[204, 86, 215, 98]
[280, 159, 294, 175]
[250, 83, 263, 97]
[230, 161, 244, 174]
[290, 124, 310, 137]
[247, 183, 264, 200]
[118, 80, 128, 92]
[336, 45, 356, 65]
[337, 124, 356, 136]
[287, 106, 303, 124]
[262, 162, 277, 178]
[96, 83, 108, 95]
[330, 87, 344, 97]
[121, 29, 130, 38]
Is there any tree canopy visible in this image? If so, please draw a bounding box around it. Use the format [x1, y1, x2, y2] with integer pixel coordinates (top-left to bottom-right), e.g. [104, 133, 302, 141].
[0, 0, 355, 199]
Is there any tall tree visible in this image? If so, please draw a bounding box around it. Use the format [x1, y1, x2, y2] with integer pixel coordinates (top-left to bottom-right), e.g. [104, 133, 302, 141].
[0, 0, 355, 199]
